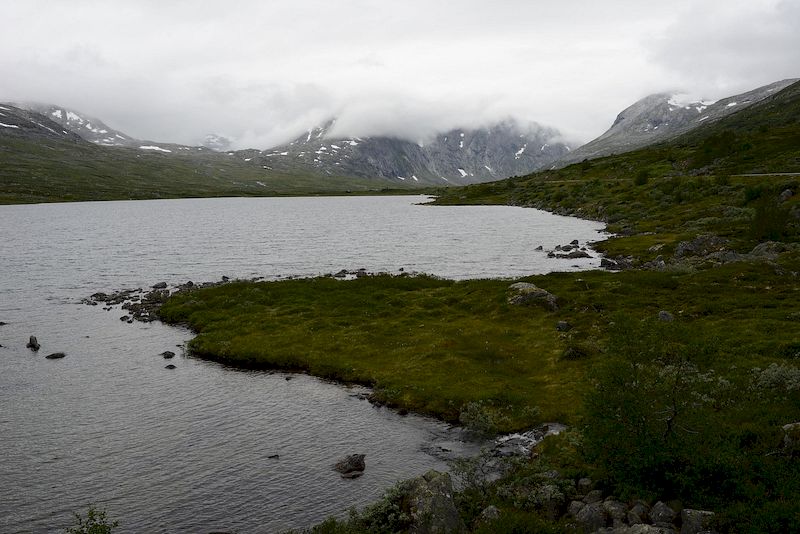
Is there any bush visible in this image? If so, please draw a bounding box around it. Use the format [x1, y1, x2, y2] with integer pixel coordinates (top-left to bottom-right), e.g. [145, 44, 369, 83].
[66, 506, 118, 534]
[750, 197, 790, 241]
[633, 169, 650, 186]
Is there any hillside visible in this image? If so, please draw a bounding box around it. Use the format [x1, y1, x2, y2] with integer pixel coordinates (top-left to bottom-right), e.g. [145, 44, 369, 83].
[0, 104, 417, 204]
[555, 78, 798, 167]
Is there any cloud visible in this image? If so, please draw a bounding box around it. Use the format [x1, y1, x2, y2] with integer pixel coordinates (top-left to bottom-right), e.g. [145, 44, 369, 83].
[0, 1, 796, 150]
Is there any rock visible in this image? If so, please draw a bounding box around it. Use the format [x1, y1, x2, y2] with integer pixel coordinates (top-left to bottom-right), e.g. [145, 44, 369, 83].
[119, 315, 130, 322]
[534, 483, 566, 520]
[334, 269, 348, 278]
[556, 321, 573, 332]
[165, 364, 176, 369]
[507, 282, 558, 311]
[650, 501, 677, 525]
[575, 502, 608, 533]
[221, 275, 230, 282]
[267, 454, 280, 459]
[557, 250, 592, 259]
[603, 499, 628, 528]
[674, 234, 728, 259]
[568, 500, 585, 517]
[152, 281, 168, 289]
[628, 500, 651, 525]
[577, 477, 594, 494]
[583, 489, 604, 504]
[658, 310, 674, 322]
[0, 321, 7, 326]
[571, 239, 579, 245]
[781, 422, 800, 453]
[477, 504, 500, 523]
[407, 470, 465, 533]
[750, 241, 794, 259]
[680, 509, 715, 534]
[26, 336, 40, 351]
[44, 352, 66, 359]
[535, 245, 543, 251]
[334, 454, 366, 475]
[161, 351, 176, 359]
[780, 189, 794, 202]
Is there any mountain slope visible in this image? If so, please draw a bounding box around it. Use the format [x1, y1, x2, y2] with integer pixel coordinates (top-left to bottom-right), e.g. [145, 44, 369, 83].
[251, 119, 573, 185]
[556, 79, 798, 167]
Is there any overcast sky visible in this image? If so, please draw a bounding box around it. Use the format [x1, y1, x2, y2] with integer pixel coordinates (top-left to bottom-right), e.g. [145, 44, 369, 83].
[1, 0, 798, 149]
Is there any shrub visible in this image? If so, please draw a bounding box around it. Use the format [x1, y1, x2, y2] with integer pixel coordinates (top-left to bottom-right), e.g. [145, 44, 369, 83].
[634, 169, 650, 186]
[66, 506, 118, 534]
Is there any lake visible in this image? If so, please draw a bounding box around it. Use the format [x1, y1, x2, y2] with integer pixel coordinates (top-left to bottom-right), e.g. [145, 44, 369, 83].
[0, 195, 606, 533]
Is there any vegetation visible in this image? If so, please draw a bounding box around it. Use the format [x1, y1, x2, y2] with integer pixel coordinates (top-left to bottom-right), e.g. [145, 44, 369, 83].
[65, 506, 118, 534]
[0, 135, 427, 204]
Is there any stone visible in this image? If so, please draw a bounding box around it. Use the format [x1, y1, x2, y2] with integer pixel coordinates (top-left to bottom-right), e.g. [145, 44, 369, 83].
[507, 282, 558, 311]
[26, 335, 40, 351]
[557, 250, 592, 259]
[152, 281, 168, 289]
[120, 315, 130, 322]
[0, 321, 7, 326]
[780, 189, 794, 202]
[478, 504, 500, 523]
[658, 310, 674, 322]
[568, 500, 585, 517]
[583, 489, 604, 504]
[164, 364, 176, 369]
[407, 470, 465, 533]
[161, 351, 176, 359]
[603, 499, 628, 527]
[556, 321, 573, 332]
[577, 477, 594, 494]
[44, 352, 66, 359]
[571, 239, 580, 245]
[575, 502, 608, 533]
[781, 422, 800, 453]
[334, 453, 366, 475]
[680, 509, 715, 534]
[674, 234, 728, 259]
[628, 500, 650, 525]
[650, 501, 677, 525]
[535, 245, 544, 251]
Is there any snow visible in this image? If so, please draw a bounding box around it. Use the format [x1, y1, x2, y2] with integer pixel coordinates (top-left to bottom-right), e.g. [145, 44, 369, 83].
[514, 144, 527, 159]
[66, 111, 83, 123]
[0, 105, 10, 111]
[51, 109, 62, 119]
[0, 122, 19, 128]
[99, 129, 107, 134]
[695, 105, 708, 113]
[33, 121, 57, 134]
[318, 146, 327, 151]
[540, 143, 548, 151]
[412, 175, 419, 181]
[397, 176, 406, 181]
[347, 140, 358, 146]
[457, 168, 468, 178]
[244, 158, 252, 162]
[139, 145, 172, 153]
[256, 181, 266, 187]
[330, 144, 341, 149]
[280, 151, 289, 156]
[459, 140, 464, 149]
[115, 134, 126, 139]
[726, 102, 738, 107]
[459, 132, 465, 137]
[306, 131, 312, 142]
[484, 165, 492, 172]
[698, 116, 710, 122]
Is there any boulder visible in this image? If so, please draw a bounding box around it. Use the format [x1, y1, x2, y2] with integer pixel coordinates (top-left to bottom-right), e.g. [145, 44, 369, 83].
[650, 501, 677, 526]
[152, 281, 168, 289]
[603, 499, 628, 527]
[680, 509, 715, 534]
[750, 241, 795, 259]
[161, 351, 176, 359]
[575, 502, 608, 533]
[26, 336, 40, 351]
[583, 489, 604, 504]
[577, 477, 594, 494]
[44, 352, 66, 359]
[674, 234, 728, 259]
[780, 189, 794, 202]
[571, 239, 580, 245]
[628, 500, 651, 525]
[782, 422, 800, 454]
[568, 500, 585, 517]
[0, 321, 7, 326]
[535, 245, 544, 251]
[557, 250, 592, 259]
[164, 364, 176, 369]
[507, 282, 558, 311]
[556, 321, 573, 332]
[407, 470, 465, 533]
[658, 310, 674, 322]
[477, 504, 500, 524]
[334, 454, 366, 476]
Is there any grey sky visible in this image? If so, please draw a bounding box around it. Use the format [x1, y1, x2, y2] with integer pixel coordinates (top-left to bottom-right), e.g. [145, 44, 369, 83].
[1, 0, 797, 149]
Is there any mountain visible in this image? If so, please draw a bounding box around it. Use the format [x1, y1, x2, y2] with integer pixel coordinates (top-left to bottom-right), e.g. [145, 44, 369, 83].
[0, 103, 84, 142]
[202, 134, 232, 151]
[19, 103, 138, 147]
[253, 119, 573, 185]
[556, 79, 799, 167]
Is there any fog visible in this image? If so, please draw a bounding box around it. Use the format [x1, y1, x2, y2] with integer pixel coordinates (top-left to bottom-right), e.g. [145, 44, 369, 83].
[0, 0, 797, 149]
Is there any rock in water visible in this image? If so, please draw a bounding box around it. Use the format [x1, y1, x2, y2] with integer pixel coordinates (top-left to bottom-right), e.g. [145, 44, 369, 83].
[164, 364, 176, 369]
[26, 336, 40, 351]
[161, 351, 176, 359]
[152, 281, 168, 289]
[333, 454, 366, 477]
[45, 352, 66, 359]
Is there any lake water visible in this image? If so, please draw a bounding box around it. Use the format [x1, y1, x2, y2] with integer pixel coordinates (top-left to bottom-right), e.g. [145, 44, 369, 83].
[0, 195, 606, 533]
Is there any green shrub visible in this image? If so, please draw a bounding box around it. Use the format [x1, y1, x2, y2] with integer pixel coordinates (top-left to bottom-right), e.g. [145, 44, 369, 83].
[66, 506, 118, 534]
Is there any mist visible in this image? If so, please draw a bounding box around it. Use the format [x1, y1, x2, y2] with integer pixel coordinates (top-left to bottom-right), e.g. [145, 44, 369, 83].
[0, 0, 797, 150]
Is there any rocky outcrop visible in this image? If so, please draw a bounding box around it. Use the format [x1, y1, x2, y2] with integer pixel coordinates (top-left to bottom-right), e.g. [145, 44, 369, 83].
[507, 282, 558, 311]
[674, 235, 729, 259]
[26, 336, 40, 351]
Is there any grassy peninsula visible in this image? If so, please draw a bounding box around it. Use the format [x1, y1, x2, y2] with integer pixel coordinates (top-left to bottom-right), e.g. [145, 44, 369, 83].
[158, 82, 800, 531]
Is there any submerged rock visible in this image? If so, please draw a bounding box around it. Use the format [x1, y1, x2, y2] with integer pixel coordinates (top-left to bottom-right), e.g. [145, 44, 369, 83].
[152, 281, 168, 289]
[45, 352, 66, 359]
[161, 351, 176, 359]
[164, 364, 176, 370]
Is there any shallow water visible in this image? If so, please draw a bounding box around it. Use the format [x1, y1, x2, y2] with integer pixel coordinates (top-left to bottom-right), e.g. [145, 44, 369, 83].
[0, 195, 606, 532]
